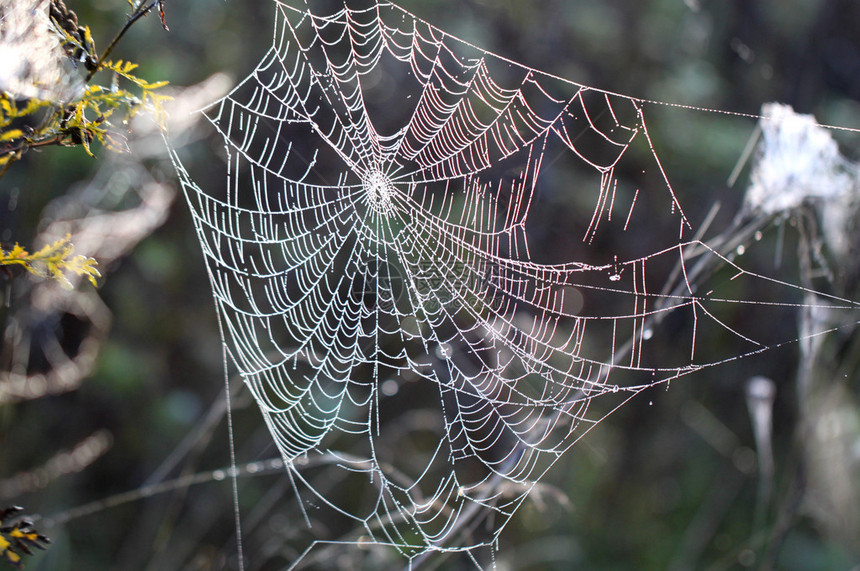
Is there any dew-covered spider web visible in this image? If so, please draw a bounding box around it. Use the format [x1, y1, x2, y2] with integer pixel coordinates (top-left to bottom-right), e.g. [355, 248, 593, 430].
[168, 0, 860, 567]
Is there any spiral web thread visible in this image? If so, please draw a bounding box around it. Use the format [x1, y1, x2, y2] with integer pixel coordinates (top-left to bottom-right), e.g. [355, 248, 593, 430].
[169, 0, 858, 566]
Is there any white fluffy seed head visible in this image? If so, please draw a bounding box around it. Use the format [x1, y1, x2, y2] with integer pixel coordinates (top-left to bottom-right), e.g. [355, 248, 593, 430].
[0, 0, 84, 102]
[745, 103, 857, 216]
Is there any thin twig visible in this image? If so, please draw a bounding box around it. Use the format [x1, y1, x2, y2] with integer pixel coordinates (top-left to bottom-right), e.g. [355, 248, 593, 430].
[85, 0, 164, 83]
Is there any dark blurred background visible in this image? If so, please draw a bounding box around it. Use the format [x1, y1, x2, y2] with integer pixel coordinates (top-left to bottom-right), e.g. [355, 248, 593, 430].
[1, 0, 859, 569]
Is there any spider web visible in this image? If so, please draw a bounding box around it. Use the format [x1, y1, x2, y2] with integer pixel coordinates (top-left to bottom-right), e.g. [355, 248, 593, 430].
[169, 0, 857, 566]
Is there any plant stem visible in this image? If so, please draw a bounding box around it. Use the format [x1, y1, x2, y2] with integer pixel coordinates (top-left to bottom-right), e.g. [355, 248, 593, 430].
[85, 0, 162, 83]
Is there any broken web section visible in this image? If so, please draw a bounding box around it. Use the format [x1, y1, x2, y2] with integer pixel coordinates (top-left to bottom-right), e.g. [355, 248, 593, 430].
[169, 0, 858, 566]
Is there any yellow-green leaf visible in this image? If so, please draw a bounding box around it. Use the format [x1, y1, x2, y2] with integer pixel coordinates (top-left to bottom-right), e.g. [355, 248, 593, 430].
[0, 129, 24, 142]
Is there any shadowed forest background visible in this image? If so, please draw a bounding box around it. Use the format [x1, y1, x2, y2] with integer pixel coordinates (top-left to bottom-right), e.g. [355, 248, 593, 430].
[2, 0, 860, 569]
